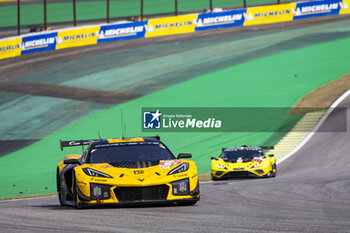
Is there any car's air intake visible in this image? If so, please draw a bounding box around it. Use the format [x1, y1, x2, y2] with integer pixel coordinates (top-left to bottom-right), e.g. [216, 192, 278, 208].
[109, 161, 159, 168]
[114, 185, 169, 202]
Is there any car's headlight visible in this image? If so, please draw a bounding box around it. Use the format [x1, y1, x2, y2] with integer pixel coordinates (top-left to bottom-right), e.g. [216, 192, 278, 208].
[216, 164, 227, 169]
[168, 163, 189, 175]
[90, 183, 111, 200]
[83, 168, 112, 178]
[250, 163, 262, 169]
[171, 178, 190, 195]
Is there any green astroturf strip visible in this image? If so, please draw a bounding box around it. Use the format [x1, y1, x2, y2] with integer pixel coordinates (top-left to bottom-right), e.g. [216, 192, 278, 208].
[1, 36, 350, 199]
[0, 0, 285, 28]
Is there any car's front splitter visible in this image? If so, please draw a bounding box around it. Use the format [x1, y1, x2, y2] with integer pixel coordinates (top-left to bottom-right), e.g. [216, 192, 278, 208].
[76, 197, 200, 208]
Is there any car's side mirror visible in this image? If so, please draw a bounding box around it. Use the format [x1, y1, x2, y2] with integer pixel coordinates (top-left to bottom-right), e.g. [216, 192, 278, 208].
[64, 159, 81, 165]
[177, 153, 192, 159]
[211, 157, 218, 160]
[268, 154, 274, 157]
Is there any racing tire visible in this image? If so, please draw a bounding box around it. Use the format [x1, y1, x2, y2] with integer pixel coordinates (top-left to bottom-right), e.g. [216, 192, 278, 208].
[57, 170, 67, 206]
[73, 173, 82, 209]
[271, 163, 277, 177]
[58, 184, 66, 206]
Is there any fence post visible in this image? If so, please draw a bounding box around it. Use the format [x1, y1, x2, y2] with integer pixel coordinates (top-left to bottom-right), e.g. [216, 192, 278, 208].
[210, 0, 213, 12]
[73, 0, 77, 26]
[44, 0, 47, 30]
[175, 0, 178, 16]
[243, 0, 247, 8]
[277, 0, 280, 4]
[17, 0, 20, 35]
[107, 0, 110, 23]
[141, 0, 144, 21]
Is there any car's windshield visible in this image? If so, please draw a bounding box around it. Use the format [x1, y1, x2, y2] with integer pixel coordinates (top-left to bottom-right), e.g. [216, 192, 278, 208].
[88, 143, 175, 163]
[220, 149, 263, 162]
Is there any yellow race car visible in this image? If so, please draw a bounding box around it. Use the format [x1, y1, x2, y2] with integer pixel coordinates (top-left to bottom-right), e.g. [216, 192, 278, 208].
[211, 145, 276, 180]
[56, 136, 199, 208]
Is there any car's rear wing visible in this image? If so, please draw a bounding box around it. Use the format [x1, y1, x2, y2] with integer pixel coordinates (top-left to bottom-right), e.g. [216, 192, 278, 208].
[221, 146, 274, 152]
[260, 146, 274, 150]
[59, 135, 161, 151]
[60, 139, 99, 151]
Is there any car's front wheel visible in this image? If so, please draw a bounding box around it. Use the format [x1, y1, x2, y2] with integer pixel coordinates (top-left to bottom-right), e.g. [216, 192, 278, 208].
[72, 172, 82, 209]
[271, 163, 277, 177]
[57, 169, 66, 206]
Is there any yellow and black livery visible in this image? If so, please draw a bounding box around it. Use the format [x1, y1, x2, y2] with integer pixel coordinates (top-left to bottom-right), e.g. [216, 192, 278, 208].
[211, 145, 276, 180]
[57, 136, 199, 208]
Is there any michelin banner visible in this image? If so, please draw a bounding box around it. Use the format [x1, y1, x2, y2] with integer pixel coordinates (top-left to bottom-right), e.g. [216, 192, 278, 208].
[56, 26, 99, 50]
[21, 32, 57, 55]
[339, 0, 350, 14]
[0, 38, 22, 60]
[195, 9, 246, 31]
[293, 0, 340, 19]
[97, 21, 147, 43]
[1, 0, 349, 61]
[244, 3, 296, 26]
[145, 14, 198, 37]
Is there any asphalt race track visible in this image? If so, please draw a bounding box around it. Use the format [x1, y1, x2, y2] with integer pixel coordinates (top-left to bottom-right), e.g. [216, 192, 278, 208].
[1, 97, 350, 232]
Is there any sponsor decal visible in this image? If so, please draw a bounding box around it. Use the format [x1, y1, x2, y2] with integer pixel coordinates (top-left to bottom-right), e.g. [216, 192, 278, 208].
[107, 137, 144, 143]
[252, 157, 264, 163]
[97, 21, 147, 43]
[94, 178, 107, 182]
[21, 32, 57, 55]
[134, 170, 144, 175]
[68, 140, 94, 146]
[77, 181, 88, 185]
[293, 0, 340, 19]
[339, 0, 350, 14]
[103, 165, 111, 169]
[244, 3, 296, 25]
[56, 26, 99, 50]
[159, 160, 181, 169]
[195, 9, 246, 31]
[0, 38, 21, 59]
[145, 14, 198, 37]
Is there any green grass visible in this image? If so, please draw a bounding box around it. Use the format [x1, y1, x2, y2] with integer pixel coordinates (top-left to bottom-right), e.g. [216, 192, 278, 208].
[1, 35, 350, 199]
[0, 0, 289, 28]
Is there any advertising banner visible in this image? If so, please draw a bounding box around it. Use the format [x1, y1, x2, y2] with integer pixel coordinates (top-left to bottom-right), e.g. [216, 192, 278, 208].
[145, 14, 198, 38]
[56, 26, 99, 50]
[339, 0, 350, 14]
[244, 3, 296, 26]
[293, 0, 340, 19]
[195, 9, 246, 31]
[0, 38, 22, 60]
[97, 21, 147, 43]
[21, 32, 58, 55]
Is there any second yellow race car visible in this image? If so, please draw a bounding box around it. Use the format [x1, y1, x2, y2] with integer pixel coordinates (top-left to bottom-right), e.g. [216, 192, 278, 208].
[211, 145, 276, 180]
[57, 136, 199, 208]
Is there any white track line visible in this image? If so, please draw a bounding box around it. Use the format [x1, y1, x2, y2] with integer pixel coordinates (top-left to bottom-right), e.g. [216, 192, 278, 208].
[277, 89, 350, 165]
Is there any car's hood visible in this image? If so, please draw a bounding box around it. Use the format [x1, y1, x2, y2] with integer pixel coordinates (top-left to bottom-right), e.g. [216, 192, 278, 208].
[221, 157, 266, 170]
